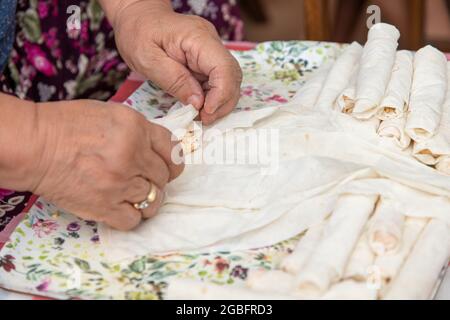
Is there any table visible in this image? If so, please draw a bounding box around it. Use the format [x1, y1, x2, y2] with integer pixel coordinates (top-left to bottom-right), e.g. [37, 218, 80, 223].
[1, 42, 449, 300]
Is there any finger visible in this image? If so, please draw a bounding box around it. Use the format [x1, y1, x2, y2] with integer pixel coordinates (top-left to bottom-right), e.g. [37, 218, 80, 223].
[185, 38, 242, 114]
[141, 185, 164, 219]
[103, 204, 142, 231]
[137, 147, 171, 190]
[203, 61, 242, 115]
[200, 90, 240, 125]
[144, 45, 205, 109]
[192, 71, 208, 83]
[123, 176, 153, 204]
[123, 177, 164, 219]
[147, 123, 185, 181]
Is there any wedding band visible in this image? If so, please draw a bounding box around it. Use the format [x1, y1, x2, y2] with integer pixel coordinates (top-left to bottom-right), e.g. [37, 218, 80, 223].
[133, 182, 157, 210]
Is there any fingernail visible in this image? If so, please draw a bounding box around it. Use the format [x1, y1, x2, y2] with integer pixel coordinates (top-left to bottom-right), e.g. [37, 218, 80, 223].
[187, 95, 203, 109]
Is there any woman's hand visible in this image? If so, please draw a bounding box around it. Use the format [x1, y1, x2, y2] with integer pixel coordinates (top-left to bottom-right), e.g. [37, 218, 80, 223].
[103, 0, 243, 125]
[28, 100, 183, 230]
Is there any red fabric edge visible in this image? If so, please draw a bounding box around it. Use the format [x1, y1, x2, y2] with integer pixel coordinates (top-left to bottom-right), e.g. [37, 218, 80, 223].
[0, 195, 38, 249]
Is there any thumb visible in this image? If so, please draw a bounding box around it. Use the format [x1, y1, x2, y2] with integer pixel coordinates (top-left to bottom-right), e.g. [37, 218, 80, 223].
[145, 48, 204, 109]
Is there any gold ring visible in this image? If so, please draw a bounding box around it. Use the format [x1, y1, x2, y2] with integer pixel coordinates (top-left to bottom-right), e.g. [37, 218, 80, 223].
[146, 183, 157, 203]
[133, 182, 157, 210]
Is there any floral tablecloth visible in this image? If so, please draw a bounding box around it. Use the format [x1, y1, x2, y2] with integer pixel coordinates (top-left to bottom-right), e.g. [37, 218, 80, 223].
[0, 41, 448, 300]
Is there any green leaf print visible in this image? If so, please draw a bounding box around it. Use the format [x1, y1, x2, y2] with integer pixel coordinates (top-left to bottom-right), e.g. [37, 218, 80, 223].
[129, 259, 146, 273]
[74, 258, 91, 272]
[19, 9, 42, 43]
[7, 60, 20, 84]
[75, 73, 103, 96]
[228, 255, 243, 261]
[149, 261, 168, 270]
[15, 227, 25, 237]
[87, 0, 104, 31]
[270, 41, 284, 53]
[149, 271, 166, 280]
[29, 0, 38, 9]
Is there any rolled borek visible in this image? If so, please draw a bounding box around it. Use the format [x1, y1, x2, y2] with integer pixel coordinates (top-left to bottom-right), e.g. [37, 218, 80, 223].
[413, 140, 444, 166]
[292, 63, 332, 109]
[295, 194, 378, 297]
[405, 45, 448, 142]
[245, 269, 295, 294]
[375, 217, 427, 284]
[343, 231, 375, 281]
[336, 65, 359, 113]
[368, 198, 405, 255]
[321, 280, 378, 300]
[383, 219, 450, 300]
[279, 223, 324, 275]
[377, 116, 411, 150]
[353, 23, 400, 119]
[315, 42, 363, 111]
[377, 50, 414, 120]
[436, 156, 450, 174]
[412, 63, 450, 165]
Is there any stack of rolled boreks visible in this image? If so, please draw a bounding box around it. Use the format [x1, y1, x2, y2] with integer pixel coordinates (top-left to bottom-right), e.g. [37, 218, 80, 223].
[167, 197, 450, 300]
[332, 25, 450, 173]
[165, 23, 450, 300]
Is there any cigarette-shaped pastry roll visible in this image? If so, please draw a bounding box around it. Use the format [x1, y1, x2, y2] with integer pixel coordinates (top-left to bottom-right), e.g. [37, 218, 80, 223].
[337, 87, 357, 114]
[165, 278, 297, 300]
[353, 23, 400, 119]
[279, 223, 324, 275]
[375, 217, 427, 284]
[315, 42, 363, 111]
[405, 45, 448, 142]
[151, 103, 198, 136]
[321, 280, 378, 300]
[246, 269, 296, 294]
[368, 198, 405, 255]
[377, 116, 411, 150]
[377, 51, 414, 120]
[383, 219, 450, 300]
[151, 104, 201, 154]
[413, 136, 449, 166]
[295, 194, 378, 297]
[436, 156, 450, 174]
[292, 63, 332, 109]
[336, 65, 359, 113]
[343, 231, 375, 281]
[412, 63, 450, 165]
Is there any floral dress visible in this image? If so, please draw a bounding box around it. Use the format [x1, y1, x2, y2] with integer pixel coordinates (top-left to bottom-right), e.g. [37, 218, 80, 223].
[0, 0, 243, 235]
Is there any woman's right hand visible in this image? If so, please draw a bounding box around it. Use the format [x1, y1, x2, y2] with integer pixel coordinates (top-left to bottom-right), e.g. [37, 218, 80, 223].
[29, 99, 184, 230]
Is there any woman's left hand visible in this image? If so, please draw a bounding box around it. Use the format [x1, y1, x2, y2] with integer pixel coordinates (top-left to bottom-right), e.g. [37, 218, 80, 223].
[107, 0, 243, 125]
